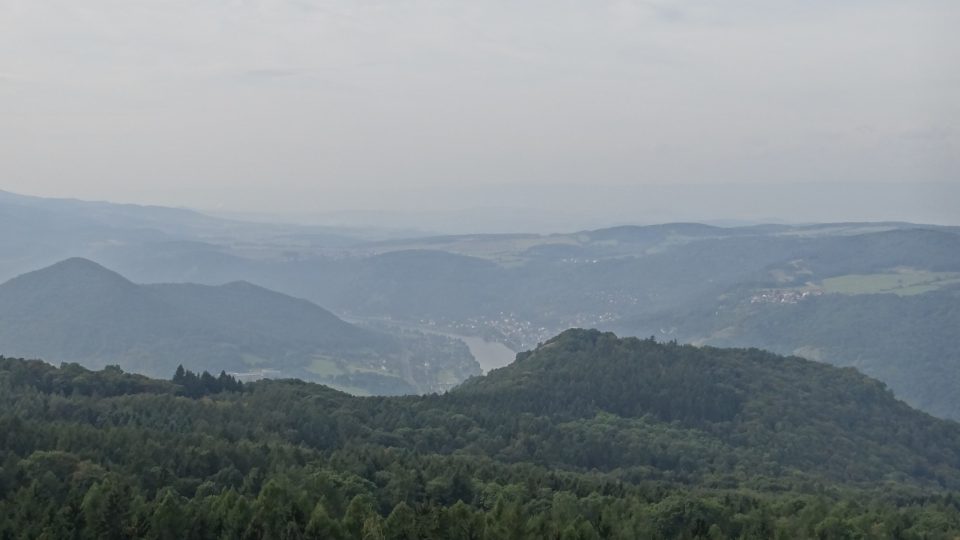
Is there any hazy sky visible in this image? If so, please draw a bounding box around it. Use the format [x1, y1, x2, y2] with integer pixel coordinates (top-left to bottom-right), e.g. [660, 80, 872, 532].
[1, 0, 957, 225]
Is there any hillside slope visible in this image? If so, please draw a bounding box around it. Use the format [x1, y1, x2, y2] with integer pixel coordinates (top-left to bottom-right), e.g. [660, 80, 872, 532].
[622, 286, 960, 419]
[2, 331, 960, 537]
[449, 329, 960, 487]
[0, 258, 479, 394]
[3, 190, 958, 421]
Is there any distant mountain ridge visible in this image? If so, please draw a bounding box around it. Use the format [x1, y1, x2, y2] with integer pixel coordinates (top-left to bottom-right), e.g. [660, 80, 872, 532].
[0, 189, 362, 284]
[0, 258, 479, 394]
[2, 190, 958, 420]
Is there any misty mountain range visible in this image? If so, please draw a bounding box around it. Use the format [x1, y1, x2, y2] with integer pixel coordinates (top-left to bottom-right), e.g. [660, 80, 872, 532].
[2, 190, 959, 420]
[5, 1, 957, 534]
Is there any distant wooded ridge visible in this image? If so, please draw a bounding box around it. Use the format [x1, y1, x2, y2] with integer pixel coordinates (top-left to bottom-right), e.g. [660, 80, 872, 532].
[1, 190, 958, 420]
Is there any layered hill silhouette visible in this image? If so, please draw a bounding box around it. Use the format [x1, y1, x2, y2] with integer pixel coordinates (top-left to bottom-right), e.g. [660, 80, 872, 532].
[2, 190, 959, 422]
[0, 258, 479, 394]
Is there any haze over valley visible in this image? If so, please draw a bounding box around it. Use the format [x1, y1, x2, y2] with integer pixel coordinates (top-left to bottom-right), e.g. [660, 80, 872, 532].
[2, 0, 959, 536]
[2, 190, 958, 419]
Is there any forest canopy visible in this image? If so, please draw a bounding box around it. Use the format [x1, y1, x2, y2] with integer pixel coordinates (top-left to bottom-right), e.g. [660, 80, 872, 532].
[2, 330, 960, 538]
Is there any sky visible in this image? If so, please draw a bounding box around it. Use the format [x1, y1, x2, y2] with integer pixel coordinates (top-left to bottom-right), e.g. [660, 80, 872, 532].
[1, 0, 957, 230]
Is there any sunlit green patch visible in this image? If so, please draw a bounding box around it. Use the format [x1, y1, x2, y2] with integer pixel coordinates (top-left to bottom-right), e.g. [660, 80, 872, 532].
[306, 357, 343, 376]
[821, 270, 960, 296]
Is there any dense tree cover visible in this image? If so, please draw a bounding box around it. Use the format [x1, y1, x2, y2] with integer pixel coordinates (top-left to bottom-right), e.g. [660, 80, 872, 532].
[624, 283, 960, 420]
[3, 190, 960, 404]
[0, 258, 479, 395]
[727, 286, 960, 419]
[3, 330, 960, 538]
[5, 201, 960, 420]
[219, 226, 960, 422]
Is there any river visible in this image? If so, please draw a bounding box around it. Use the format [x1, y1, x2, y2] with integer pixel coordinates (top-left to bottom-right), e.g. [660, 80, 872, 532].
[453, 334, 517, 373]
[343, 316, 518, 374]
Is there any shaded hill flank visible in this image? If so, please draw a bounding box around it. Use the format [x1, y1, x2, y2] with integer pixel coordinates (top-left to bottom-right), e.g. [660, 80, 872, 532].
[448, 330, 960, 488]
[0, 258, 479, 394]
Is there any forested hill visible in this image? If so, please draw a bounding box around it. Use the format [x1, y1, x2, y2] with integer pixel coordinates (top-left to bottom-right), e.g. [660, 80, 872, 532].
[3, 194, 958, 422]
[449, 330, 960, 486]
[0, 258, 479, 394]
[3, 331, 960, 538]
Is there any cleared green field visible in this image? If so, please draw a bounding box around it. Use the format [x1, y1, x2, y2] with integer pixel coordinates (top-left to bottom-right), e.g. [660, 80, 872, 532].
[364, 234, 575, 263]
[306, 357, 343, 376]
[821, 270, 960, 296]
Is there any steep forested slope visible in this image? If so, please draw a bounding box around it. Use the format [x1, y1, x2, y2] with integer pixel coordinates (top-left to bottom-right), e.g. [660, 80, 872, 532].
[2, 331, 960, 538]
[715, 289, 959, 419]
[0, 258, 478, 394]
[449, 330, 960, 486]
[618, 283, 960, 419]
